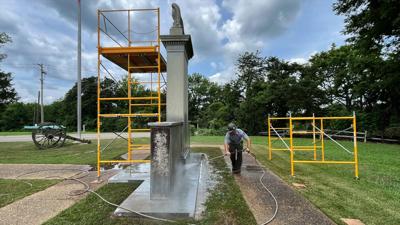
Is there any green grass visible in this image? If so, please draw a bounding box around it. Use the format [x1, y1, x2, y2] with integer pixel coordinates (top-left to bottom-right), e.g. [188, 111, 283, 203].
[44, 147, 256, 225]
[192, 136, 400, 225]
[0, 138, 149, 167]
[44, 182, 143, 225]
[0, 179, 59, 207]
[194, 147, 257, 225]
[0, 131, 97, 136]
[191, 135, 267, 145]
[0, 131, 31, 136]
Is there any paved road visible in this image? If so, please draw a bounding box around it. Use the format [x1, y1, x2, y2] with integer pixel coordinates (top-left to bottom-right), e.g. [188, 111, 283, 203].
[0, 132, 150, 142]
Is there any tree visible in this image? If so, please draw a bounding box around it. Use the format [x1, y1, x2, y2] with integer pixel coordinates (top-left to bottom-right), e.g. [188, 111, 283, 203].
[0, 33, 11, 61]
[0, 103, 34, 131]
[334, 0, 400, 137]
[0, 72, 18, 113]
[232, 52, 268, 134]
[62, 76, 98, 130]
[188, 73, 221, 126]
[334, 0, 400, 56]
[0, 32, 18, 114]
[234, 51, 266, 95]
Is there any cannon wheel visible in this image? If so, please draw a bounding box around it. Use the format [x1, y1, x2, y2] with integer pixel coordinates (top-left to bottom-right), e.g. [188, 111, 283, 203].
[32, 122, 66, 149]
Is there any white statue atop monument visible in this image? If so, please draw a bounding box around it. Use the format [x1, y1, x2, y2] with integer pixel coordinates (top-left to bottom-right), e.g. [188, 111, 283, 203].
[170, 3, 185, 35]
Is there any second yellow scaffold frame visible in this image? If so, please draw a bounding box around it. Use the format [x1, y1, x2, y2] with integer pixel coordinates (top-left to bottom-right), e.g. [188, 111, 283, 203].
[268, 113, 359, 178]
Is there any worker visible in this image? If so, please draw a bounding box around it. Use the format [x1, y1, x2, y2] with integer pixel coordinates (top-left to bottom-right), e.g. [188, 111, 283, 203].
[224, 122, 251, 174]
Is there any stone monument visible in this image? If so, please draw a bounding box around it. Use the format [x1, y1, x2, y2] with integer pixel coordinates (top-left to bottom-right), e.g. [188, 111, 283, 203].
[148, 3, 194, 199]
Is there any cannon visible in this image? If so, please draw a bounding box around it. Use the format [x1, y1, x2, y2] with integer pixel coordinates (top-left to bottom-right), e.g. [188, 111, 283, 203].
[24, 122, 91, 149]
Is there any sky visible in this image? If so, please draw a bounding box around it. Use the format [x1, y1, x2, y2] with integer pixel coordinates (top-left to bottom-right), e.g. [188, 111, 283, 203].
[0, 0, 346, 104]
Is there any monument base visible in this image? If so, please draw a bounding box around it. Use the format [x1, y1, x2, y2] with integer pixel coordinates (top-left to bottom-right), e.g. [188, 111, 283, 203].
[110, 153, 208, 219]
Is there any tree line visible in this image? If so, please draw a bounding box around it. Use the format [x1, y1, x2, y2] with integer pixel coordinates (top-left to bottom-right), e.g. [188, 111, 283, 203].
[189, 45, 399, 137]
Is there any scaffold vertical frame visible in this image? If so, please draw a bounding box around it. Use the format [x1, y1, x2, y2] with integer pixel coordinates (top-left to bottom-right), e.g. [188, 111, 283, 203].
[96, 8, 166, 177]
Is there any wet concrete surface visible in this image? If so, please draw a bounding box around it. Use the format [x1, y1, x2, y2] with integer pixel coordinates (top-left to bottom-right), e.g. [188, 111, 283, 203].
[112, 153, 208, 219]
[222, 147, 336, 225]
[109, 163, 150, 183]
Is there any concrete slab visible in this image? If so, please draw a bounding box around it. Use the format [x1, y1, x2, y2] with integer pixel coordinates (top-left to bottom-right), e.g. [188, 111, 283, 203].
[0, 164, 91, 179]
[120, 150, 150, 161]
[341, 218, 365, 225]
[108, 163, 150, 183]
[292, 182, 307, 189]
[113, 153, 208, 219]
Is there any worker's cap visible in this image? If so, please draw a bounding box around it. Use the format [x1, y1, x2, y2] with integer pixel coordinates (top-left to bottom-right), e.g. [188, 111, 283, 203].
[228, 122, 236, 131]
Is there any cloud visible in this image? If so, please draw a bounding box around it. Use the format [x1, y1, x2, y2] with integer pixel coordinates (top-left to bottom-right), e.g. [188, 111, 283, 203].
[288, 50, 319, 65]
[221, 0, 300, 58]
[209, 65, 235, 84]
[207, 0, 301, 84]
[170, 0, 224, 60]
[289, 57, 308, 64]
[0, 0, 303, 103]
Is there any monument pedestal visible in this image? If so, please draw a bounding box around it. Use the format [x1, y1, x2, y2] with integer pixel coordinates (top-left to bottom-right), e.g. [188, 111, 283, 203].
[148, 122, 183, 199]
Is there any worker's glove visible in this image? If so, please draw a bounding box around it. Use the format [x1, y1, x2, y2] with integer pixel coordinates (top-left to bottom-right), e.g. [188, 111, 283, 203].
[224, 151, 230, 156]
[244, 148, 250, 153]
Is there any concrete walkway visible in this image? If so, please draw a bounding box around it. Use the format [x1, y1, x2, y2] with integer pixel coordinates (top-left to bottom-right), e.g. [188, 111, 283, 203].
[0, 169, 116, 225]
[220, 147, 336, 225]
[0, 132, 150, 142]
[0, 164, 110, 225]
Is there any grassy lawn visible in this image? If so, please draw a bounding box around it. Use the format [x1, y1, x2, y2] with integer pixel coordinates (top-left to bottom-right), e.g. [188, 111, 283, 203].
[191, 135, 267, 145]
[0, 138, 149, 167]
[44, 147, 256, 225]
[0, 179, 59, 207]
[4, 134, 398, 224]
[193, 136, 400, 225]
[194, 147, 256, 225]
[0, 131, 97, 136]
[44, 182, 143, 225]
[0, 131, 31, 136]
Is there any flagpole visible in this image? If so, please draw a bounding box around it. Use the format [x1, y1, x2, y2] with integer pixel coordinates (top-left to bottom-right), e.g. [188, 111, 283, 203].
[77, 0, 82, 138]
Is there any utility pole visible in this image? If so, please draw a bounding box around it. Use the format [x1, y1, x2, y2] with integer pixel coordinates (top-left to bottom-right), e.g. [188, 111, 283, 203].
[37, 91, 40, 124]
[37, 64, 46, 123]
[77, 0, 82, 138]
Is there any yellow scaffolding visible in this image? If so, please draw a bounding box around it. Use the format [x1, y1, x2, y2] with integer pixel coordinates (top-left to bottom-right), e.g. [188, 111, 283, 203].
[96, 8, 166, 177]
[267, 113, 359, 178]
